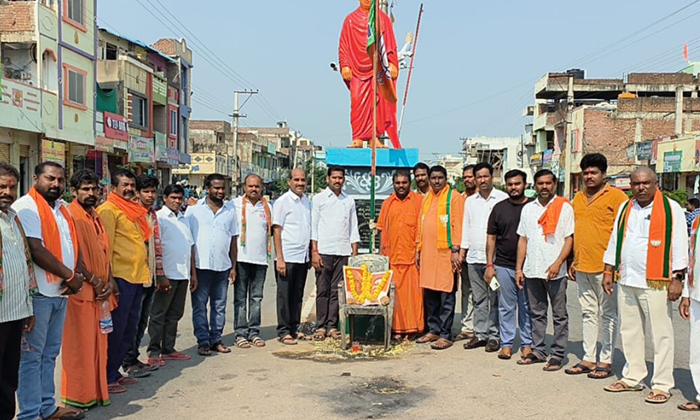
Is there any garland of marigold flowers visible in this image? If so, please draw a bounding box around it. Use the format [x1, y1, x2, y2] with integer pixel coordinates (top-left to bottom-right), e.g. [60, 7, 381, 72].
[345, 265, 391, 304]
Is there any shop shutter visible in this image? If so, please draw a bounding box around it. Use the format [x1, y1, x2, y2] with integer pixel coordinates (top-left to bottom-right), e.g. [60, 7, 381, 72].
[20, 145, 30, 158]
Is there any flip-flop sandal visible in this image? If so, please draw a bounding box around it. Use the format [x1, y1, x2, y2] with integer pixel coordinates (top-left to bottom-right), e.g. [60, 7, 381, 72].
[160, 351, 192, 361]
[587, 366, 614, 379]
[278, 335, 298, 345]
[454, 331, 475, 341]
[313, 329, 327, 341]
[328, 329, 342, 340]
[124, 367, 150, 379]
[543, 358, 563, 372]
[416, 333, 440, 343]
[517, 353, 545, 365]
[498, 348, 512, 360]
[678, 401, 700, 411]
[645, 389, 671, 404]
[604, 381, 644, 392]
[197, 345, 211, 356]
[430, 338, 453, 350]
[297, 332, 311, 341]
[250, 337, 266, 347]
[211, 343, 231, 353]
[565, 362, 593, 375]
[117, 376, 138, 386]
[45, 406, 85, 420]
[235, 337, 252, 348]
[147, 357, 166, 367]
[107, 383, 127, 394]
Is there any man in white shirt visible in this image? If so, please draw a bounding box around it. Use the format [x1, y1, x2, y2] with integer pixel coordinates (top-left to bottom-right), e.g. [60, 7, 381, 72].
[311, 166, 360, 340]
[0, 162, 35, 420]
[461, 162, 507, 352]
[232, 174, 271, 348]
[602, 167, 687, 404]
[148, 184, 197, 365]
[680, 210, 700, 411]
[515, 169, 574, 372]
[186, 173, 239, 356]
[13, 162, 86, 420]
[273, 169, 312, 345]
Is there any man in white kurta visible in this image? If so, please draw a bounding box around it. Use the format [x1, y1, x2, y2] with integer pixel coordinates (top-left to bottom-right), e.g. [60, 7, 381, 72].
[602, 167, 687, 404]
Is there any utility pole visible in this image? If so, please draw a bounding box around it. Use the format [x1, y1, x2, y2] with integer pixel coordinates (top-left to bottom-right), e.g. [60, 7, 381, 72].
[563, 75, 574, 199]
[379, 0, 389, 13]
[232, 89, 258, 195]
[310, 143, 315, 192]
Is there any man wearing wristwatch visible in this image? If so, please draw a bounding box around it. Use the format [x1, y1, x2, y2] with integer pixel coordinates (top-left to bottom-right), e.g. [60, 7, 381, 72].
[602, 167, 688, 404]
[415, 165, 464, 350]
[13, 162, 86, 420]
[460, 162, 507, 353]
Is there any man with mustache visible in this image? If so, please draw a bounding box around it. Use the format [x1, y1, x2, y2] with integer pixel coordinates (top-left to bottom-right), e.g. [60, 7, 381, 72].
[273, 169, 312, 345]
[98, 168, 151, 393]
[416, 166, 464, 350]
[456, 165, 477, 342]
[484, 169, 533, 360]
[62, 169, 117, 405]
[13, 162, 85, 420]
[413, 162, 430, 197]
[377, 170, 424, 340]
[122, 175, 164, 376]
[0, 162, 37, 420]
[186, 173, 239, 356]
[311, 166, 360, 340]
[515, 169, 574, 372]
[602, 167, 687, 404]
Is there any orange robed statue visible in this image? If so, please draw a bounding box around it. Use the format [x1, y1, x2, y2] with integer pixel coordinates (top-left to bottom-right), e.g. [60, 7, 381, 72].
[339, 0, 401, 149]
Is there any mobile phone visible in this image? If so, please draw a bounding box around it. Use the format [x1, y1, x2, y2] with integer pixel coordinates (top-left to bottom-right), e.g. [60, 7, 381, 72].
[490, 276, 500, 291]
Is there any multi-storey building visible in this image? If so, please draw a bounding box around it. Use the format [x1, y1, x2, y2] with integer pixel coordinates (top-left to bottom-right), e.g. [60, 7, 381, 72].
[0, 0, 97, 192]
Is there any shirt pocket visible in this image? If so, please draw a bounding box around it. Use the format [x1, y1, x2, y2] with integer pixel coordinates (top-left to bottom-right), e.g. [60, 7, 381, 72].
[404, 212, 418, 229]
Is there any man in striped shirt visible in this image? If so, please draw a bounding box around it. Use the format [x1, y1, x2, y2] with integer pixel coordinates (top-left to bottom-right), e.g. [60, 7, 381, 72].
[0, 162, 35, 420]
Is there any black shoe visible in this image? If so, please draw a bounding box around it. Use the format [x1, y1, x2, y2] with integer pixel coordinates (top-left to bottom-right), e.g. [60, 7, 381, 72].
[463, 337, 487, 349]
[485, 339, 500, 352]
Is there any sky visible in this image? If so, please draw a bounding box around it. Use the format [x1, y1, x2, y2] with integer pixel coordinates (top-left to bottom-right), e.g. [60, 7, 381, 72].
[98, 0, 700, 160]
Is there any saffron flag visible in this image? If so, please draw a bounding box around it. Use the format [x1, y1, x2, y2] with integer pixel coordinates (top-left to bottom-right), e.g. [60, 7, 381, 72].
[367, 0, 398, 104]
[684, 43, 689, 61]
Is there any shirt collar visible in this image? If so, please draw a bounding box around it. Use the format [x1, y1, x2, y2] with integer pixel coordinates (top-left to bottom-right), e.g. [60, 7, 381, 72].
[286, 190, 303, 201]
[324, 187, 346, 198]
[160, 206, 181, 218]
[0, 207, 17, 220]
[475, 188, 499, 201]
[534, 196, 557, 208]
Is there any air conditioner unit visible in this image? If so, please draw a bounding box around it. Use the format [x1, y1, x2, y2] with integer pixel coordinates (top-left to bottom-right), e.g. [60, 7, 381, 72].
[21, 72, 31, 80]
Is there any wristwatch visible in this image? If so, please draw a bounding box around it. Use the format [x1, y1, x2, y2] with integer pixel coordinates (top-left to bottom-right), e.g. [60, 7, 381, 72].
[451, 247, 460, 254]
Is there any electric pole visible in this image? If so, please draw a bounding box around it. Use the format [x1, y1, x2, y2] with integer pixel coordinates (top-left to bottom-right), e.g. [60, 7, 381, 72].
[379, 0, 389, 13]
[231, 89, 258, 195]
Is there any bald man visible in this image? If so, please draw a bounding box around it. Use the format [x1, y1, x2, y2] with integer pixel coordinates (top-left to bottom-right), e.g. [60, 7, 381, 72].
[602, 167, 688, 404]
[273, 169, 312, 345]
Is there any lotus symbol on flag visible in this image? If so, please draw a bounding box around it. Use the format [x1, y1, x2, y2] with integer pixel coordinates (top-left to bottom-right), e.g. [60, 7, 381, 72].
[651, 240, 662, 248]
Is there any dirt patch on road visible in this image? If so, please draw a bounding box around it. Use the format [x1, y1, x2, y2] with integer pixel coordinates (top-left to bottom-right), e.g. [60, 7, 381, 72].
[322, 376, 432, 419]
[272, 340, 415, 363]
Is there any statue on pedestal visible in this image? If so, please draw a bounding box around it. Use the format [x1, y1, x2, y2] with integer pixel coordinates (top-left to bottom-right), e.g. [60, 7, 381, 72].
[339, 0, 401, 149]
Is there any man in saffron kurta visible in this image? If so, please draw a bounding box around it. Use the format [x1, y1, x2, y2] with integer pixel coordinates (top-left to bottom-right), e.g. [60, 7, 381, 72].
[62, 170, 116, 408]
[416, 166, 464, 350]
[339, 0, 399, 148]
[377, 170, 424, 338]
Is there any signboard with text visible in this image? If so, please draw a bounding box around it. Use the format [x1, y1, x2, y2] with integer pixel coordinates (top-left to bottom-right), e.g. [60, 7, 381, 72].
[128, 136, 154, 164]
[41, 139, 65, 165]
[104, 112, 129, 141]
[663, 150, 682, 173]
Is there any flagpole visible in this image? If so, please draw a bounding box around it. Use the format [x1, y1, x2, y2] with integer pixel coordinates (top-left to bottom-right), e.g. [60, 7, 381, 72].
[369, 0, 379, 255]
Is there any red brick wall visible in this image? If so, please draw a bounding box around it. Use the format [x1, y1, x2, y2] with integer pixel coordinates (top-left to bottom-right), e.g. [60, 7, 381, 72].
[628, 73, 694, 85]
[0, 2, 34, 33]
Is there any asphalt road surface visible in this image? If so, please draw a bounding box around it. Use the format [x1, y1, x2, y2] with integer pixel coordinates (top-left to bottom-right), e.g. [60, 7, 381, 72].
[53, 269, 699, 420]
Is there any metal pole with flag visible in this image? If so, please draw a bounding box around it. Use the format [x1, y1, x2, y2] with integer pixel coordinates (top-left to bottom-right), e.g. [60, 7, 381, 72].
[368, 0, 379, 254]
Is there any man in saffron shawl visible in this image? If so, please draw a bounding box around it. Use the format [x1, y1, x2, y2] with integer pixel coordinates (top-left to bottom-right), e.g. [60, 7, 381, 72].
[602, 167, 687, 404]
[62, 170, 116, 407]
[338, 0, 399, 148]
[377, 170, 423, 340]
[415, 165, 464, 350]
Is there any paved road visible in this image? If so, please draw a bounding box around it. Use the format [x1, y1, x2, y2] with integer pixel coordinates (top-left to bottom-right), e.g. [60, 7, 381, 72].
[57, 270, 699, 420]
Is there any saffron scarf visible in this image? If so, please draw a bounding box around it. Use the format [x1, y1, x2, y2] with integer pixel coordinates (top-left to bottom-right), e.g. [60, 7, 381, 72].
[148, 209, 165, 280]
[0, 213, 38, 301]
[28, 187, 79, 283]
[689, 214, 700, 288]
[538, 196, 569, 238]
[105, 192, 152, 241]
[240, 197, 272, 259]
[615, 189, 673, 290]
[419, 185, 453, 251]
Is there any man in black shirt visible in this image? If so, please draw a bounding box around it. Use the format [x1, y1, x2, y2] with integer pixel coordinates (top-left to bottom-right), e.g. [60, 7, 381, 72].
[484, 169, 533, 360]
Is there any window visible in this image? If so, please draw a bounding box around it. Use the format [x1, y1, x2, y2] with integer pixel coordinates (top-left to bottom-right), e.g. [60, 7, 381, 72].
[105, 43, 118, 60]
[132, 94, 148, 128]
[66, 0, 85, 27]
[63, 65, 86, 109]
[170, 110, 178, 136]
